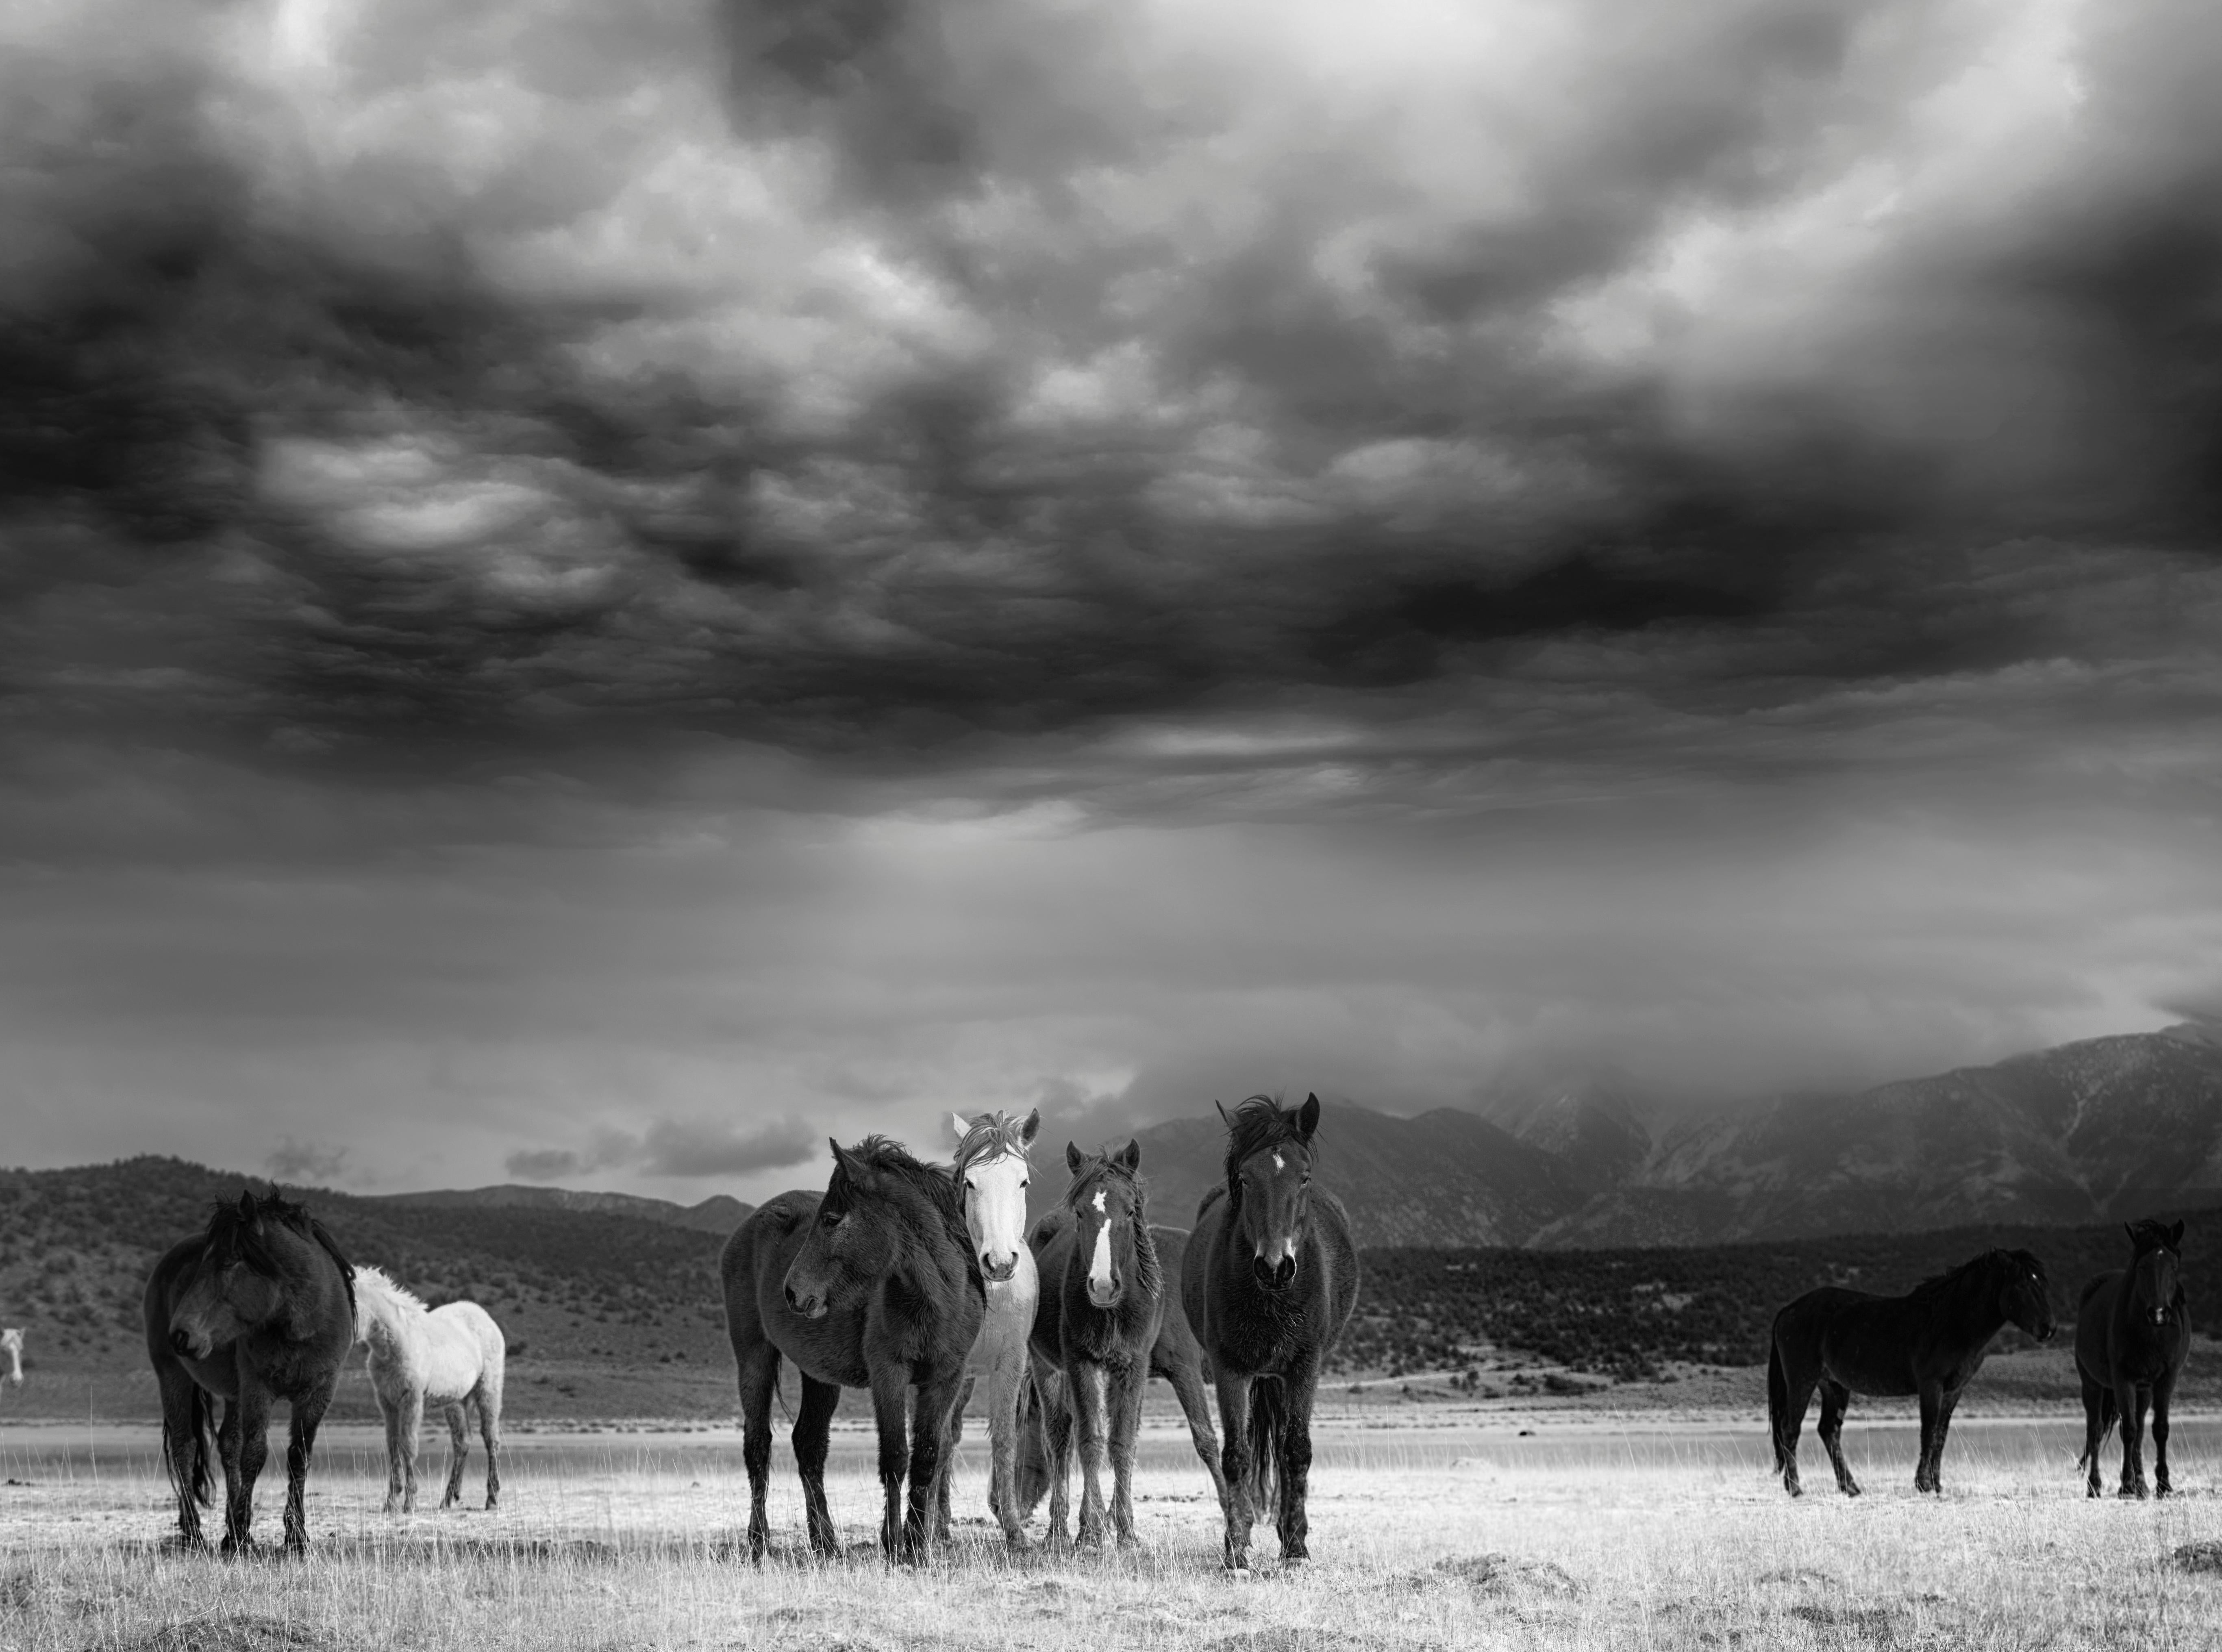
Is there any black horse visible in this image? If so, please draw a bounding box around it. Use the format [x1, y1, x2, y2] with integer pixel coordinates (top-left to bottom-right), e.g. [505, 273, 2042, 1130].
[1026, 1141, 1163, 1549]
[2076, 1218, 2190, 1498]
[1181, 1094, 1360, 1571]
[143, 1190, 357, 1553]
[1768, 1248, 2055, 1497]
[1016, 1219, 1227, 1524]
[720, 1136, 983, 1562]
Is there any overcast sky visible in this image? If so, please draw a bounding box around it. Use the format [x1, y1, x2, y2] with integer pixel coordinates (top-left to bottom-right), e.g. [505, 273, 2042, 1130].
[4, 0, 2220, 1203]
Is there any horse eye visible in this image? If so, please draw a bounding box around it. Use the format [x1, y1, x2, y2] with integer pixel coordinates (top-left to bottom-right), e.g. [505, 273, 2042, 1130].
[1020, 1180, 1028, 1190]
[821, 1210, 841, 1229]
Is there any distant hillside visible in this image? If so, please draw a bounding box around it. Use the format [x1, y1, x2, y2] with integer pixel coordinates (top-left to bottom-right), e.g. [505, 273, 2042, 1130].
[1120, 1103, 1587, 1247]
[0, 1157, 733, 1396]
[1352, 1210, 2222, 1382]
[368, 1184, 751, 1236]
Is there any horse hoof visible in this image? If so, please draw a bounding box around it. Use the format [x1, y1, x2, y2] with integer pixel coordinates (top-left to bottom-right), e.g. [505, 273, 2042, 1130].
[1003, 1531, 1033, 1554]
[1840, 1483, 1861, 1499]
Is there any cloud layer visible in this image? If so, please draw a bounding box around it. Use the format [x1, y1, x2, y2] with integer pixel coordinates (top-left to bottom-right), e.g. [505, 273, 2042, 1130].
[4, 0, 2221, 1195]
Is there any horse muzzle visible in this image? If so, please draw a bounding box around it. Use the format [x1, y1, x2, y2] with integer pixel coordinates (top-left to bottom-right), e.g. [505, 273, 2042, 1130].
[169, 1327, 210, 1360]
[1087, 1274, 1122, 1309]
[981, 1255, 1018, 1285]
[1252, 1255, 1297, 1291]
[784, 1285, 828, 1320]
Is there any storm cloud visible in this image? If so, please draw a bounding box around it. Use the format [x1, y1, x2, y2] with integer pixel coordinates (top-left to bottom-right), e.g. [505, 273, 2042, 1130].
[4, 0, 2221, 1197]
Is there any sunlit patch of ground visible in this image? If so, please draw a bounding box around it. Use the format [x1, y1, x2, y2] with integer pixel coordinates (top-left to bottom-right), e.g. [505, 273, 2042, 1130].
[5, 1417, 2222, 1649]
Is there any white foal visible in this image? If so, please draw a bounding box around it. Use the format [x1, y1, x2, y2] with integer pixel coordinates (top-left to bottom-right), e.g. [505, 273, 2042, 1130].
[0, 1327, 21, 1387]
[352, 1266, 506, 1513]
[950, 1106, 1041, 1549]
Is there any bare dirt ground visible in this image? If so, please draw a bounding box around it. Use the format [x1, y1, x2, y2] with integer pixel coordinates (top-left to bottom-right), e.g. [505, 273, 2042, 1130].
[7, 1408, 2222, 1650]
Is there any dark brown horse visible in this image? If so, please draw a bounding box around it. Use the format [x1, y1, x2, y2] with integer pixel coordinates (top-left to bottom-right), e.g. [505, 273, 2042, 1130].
[1026, 1141, 1163, 1549]
[1768, 1248, 2055, 1497]
[1015, 1219, 1227, 1524]
[720, 1137, 983, 1562]
[142, 1190, 357, 1553]
[2076, 1218, 2190, 1498]
[1181, 1094, 1360, 1571]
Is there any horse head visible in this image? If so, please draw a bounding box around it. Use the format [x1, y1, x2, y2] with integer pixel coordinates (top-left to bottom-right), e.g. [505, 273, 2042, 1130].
[1992, 1248, 2056, 1343]
[784, 1138, 893, 1318]
[170, 1191, 295, 1358]
[1217, 1092, 1321, 1293]
[2126, 1219, 2186, 1329]
[1063, 1140, 1145, 1310]
[951, 1107, 1039, 1285]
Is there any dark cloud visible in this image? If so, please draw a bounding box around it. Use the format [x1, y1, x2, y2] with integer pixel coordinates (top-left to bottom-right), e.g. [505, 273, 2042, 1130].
[265, 1136, 352, 1185]
[4, 0, 2217, 788]
[507, 1115, 818, 1182]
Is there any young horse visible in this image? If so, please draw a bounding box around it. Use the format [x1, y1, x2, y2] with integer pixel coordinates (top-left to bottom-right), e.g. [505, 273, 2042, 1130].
[721, 1137, 983, 1562]
[143, 1190, 357, 1552]
[1027, 1141, 1163, 1549]
[0, 1327, 20, 1387]
[1016, 1219, 1226, 1527]
[1768, 1248, 2055, 1497]
[2076, 1219, 2191, 1498]
[352, 1265, 507, 1513]
[1181, 1095, 1360, 1571]
[946, 1107, 1040, 1549]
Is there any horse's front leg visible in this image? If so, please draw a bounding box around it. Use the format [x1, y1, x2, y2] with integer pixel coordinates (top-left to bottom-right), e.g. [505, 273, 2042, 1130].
[905, 1370, 965, 1563]
[222, 1385, 271, 1555]
[2119, 1381, 2151, 1498]
[867, 1368, 911, 1561]
[1213, 1371, 1256, 1572]
[1913, 1382, 1942, 1494]
[1107, 1356, 1147, 1548]
[283, 1375, 336, 1554]
[988, 1334, 1033, 1550]
[1276, 1359, 1320, 1563]
[1069, 1360, 1111, 1550]
[2154, 1370, 2177, 1497]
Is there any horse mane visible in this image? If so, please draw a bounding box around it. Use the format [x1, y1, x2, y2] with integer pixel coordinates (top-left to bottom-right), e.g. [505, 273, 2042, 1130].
[829, 1137, 984, 1300]
[352, 1264, 428, 1320]
[953, 1111, 1034, 1177]
[1065, 1149, 1162, 1303]
[2126, 1219, 2181, 1254]
[204, 1190, 358, 1318]
[1906, 1248, 2042, 1307]
[1221, 1094, 1314, 1203]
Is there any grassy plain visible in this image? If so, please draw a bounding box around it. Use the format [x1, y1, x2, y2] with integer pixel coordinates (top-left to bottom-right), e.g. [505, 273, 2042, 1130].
[7, 1405, 2222, 1651]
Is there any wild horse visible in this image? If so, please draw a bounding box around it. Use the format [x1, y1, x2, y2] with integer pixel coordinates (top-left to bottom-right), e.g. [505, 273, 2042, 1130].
[721, 1136, 983, 1562]
[1027, 1141, 1163, 1548]
[351, 1264, 507, 1513]
[143, 1190, 358, 1552]
[1016, 1219, 1227, 1527]
[1768, 1248, 2055, 1497]
[1181, 1094, 1360, 1571]
[945, 1106, 1041, 1548]
[2076, 1218, 2191, 1498]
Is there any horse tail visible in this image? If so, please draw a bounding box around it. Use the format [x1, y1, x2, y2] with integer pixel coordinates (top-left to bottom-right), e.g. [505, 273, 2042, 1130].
[1247, 1376, 1285, 1517]
[2078, 1389, 2120, 1468]
[163, 1383, 215, 1509]
[1766, 1330, 1792, 1475]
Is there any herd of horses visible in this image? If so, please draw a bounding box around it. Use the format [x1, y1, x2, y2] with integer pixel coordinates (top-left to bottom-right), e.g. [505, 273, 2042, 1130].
[130, 1093, 2192, 1567]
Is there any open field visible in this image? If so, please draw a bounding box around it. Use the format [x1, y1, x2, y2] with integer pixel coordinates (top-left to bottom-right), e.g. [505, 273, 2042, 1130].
[8, 1412, 2222, 1650]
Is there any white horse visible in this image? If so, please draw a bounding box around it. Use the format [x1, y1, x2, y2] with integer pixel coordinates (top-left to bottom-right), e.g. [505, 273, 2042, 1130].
[948, 1107, 1041, 1549]
[351, 1266, 506, 1513]
[0, 1327, 21, 1387]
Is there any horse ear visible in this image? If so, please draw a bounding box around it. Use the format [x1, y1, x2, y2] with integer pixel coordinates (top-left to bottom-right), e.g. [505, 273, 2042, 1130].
[237, 1190, 258, 1224]
[1019, 1108, 1041, 1147]
[1116, 1139, 1141, 1172]
[2172, 1219, 2187, 1248]
[1065, 1141, 1085, 1174]
[1297, 1093, 1321, 1141]
[949, 1112, 972, 1145]
[1215, 1100, 1234, 1128]
[2125, 1222, 2138, 1246]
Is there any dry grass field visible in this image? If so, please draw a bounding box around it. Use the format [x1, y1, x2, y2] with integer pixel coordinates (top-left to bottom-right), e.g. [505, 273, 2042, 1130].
[6, 1411, 2222, 1650]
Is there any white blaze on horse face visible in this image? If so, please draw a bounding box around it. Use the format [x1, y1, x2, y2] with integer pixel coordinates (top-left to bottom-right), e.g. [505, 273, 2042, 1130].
[1088, 1201, 1116, 1298]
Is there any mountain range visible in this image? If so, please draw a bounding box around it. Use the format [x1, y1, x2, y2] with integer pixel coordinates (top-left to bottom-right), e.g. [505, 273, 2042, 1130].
[1112, 1024, 2222, 1248]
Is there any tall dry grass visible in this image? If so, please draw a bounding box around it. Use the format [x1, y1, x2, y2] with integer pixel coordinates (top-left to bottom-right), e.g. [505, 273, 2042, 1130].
[4, 1417, 2220, 1650]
